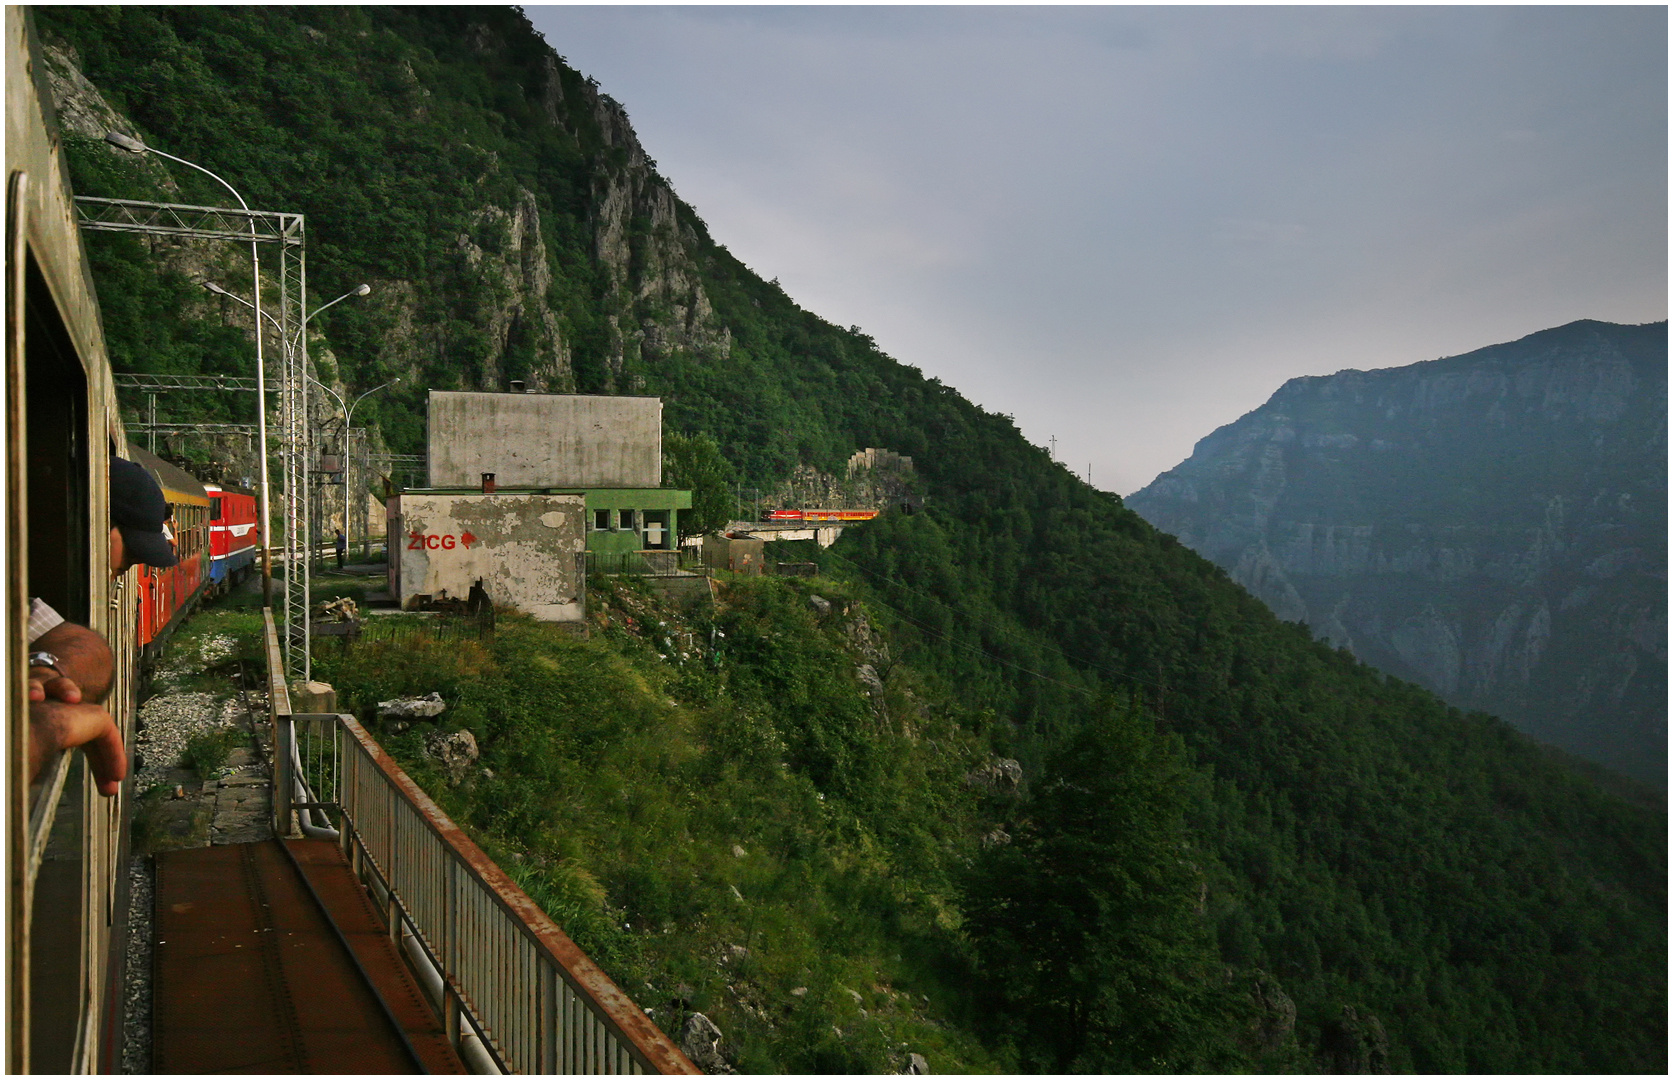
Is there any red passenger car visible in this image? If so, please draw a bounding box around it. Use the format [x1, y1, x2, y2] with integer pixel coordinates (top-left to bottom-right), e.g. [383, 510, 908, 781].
[127, 445, 211, 658]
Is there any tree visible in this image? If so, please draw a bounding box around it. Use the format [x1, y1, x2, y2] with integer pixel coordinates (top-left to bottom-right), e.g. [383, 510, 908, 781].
[963, 697, 1230, 1072]
[663, 430, 733, 539]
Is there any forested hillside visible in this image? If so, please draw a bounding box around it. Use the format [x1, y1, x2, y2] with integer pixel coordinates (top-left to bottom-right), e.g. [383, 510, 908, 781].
[1128, 320, 1668, 786]
[37, 6, 1665, 1072]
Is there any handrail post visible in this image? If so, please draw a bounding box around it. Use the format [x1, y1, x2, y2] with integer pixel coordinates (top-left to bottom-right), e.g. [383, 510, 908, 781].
[444, 985, 462, 1049]
[273, 712, 294, 838]
[263, 609, 297, 838]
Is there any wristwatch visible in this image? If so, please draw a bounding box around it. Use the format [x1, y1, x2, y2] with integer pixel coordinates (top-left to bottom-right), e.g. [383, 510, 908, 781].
[28, 651, 63, 676]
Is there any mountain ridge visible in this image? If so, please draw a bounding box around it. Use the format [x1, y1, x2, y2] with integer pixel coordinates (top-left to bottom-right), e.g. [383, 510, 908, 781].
[1129, 318, 1667, 783]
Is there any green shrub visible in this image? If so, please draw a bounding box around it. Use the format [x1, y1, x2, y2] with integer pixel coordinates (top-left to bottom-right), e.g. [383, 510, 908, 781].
[179, 727, 246, 780]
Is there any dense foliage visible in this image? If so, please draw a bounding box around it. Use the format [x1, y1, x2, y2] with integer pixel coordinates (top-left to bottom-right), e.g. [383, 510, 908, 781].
[313, 576, 1003, 1073]
[662, 431, 733, 539]
[41, 6, 1667, 1072]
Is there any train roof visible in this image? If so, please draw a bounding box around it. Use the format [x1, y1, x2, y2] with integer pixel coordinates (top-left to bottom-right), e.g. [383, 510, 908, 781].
[202, 481, 256, 497]
[126, 443, 209, 505]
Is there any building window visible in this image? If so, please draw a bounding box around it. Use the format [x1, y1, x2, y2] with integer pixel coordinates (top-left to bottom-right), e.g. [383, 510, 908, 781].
[593, 509, 610, 531]
[643, 510, 670, 550]
[619, 509, 637, 532]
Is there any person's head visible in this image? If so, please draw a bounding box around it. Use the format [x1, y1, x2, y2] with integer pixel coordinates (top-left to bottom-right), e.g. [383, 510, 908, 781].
[110, 457, 178, 576]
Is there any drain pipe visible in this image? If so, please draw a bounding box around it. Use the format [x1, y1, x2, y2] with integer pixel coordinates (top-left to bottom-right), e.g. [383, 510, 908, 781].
[399, 928, 501, 1074]
[366, 870, 502, 1073]
[288, 738, 340, 841]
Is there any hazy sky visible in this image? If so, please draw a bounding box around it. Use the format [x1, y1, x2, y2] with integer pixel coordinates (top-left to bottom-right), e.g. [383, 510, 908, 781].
[526, 5, 1667, 495]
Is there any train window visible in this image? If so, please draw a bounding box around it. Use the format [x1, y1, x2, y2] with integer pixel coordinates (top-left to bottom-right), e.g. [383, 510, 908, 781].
[22, 250, 92, 1073]
[28, 753, 86, 1074]
[593, 509, 610, 531]
[211, 497, 222, 520]
[619, 509, 636, 532]
[24, 254, 90, 623]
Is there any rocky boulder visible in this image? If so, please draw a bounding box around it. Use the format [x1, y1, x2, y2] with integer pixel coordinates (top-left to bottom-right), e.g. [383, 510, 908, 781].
[424, 729, 479, 786]
[963, 758, 1023, 796]
[678, 1012, 732, 1074]
[1318, 1004, 1390, 1074]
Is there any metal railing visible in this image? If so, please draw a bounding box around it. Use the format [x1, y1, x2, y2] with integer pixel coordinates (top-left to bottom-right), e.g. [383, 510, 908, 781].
[263, 612, 696, 1075]
[585, 550, 703, 577]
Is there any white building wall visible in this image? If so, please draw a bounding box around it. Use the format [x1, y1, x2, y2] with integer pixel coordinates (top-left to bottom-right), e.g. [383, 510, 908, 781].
[390, 492, 586, 622]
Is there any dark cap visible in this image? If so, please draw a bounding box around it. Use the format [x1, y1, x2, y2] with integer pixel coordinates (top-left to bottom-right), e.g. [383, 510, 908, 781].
[111, 457, 178, 568]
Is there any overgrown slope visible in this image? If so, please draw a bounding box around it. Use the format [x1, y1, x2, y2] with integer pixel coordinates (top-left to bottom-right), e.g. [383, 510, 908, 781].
[314, 577, 1007, 1074]
[40, 6, 1667, 1072]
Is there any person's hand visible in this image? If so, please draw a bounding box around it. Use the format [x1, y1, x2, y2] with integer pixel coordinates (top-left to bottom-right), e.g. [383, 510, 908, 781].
[29, 700, 126, 797]
[29, 663, 82, 705]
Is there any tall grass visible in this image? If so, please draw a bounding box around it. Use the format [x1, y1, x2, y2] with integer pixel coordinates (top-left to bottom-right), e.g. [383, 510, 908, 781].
[311, 574, 1004, 1072]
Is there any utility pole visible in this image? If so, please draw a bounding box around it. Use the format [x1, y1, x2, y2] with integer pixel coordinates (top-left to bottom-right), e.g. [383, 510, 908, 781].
[1049, 435, 1057, 461]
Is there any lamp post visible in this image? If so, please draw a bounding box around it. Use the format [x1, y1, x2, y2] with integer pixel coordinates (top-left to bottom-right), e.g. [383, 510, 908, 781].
[309, 377, 396, 565]
[202, 280, 370, 574]
[205, 280, 369, 360]
[107, 130, 277, 605]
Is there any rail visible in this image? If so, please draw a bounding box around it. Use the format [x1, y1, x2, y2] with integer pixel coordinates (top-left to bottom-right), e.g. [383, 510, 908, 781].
[262, 611, 696, 1075]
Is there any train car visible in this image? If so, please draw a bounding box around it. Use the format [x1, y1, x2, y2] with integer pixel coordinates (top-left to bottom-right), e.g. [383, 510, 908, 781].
[6, 8, 139, 1071]
[125, 444, 211, 659]
[204, 481, 258, 595]
[766, 508, 880, 523]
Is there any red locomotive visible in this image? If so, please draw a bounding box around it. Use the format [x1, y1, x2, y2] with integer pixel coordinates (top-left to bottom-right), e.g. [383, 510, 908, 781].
[204, 481, 259, 597]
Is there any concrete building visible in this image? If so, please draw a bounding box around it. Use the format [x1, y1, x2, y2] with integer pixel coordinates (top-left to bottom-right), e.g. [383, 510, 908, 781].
[586, 489, 690, 557]
[701, 532, 765, 576]
[388, 389, 693, 620]
[387, 492, 585, 621]
[428, 391, 661, 489]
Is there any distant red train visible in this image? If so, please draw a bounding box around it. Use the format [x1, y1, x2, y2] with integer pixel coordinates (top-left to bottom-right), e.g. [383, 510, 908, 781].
[126, 445, 254, 659]
[766, 509, 879, 522]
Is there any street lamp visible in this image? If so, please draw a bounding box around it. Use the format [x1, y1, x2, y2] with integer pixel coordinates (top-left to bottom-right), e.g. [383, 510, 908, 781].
[203, 281, 377, 567]
[107, 129, 277, 605]
[309, 377, 397, 564]
[204, 280, 369, 361]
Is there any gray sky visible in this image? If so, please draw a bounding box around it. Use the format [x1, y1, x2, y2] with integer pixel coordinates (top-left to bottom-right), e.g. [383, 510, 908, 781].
[526, 5, 1667, 495]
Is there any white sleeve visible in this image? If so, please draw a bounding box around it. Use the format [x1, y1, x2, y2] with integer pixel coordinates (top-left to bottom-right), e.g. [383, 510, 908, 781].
[29, 597, 65, 644]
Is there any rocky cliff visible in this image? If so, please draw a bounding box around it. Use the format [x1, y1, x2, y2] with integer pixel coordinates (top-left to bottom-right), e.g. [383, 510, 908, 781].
[1127, 320, 1667, 784]
[40, 8, 731, 417]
